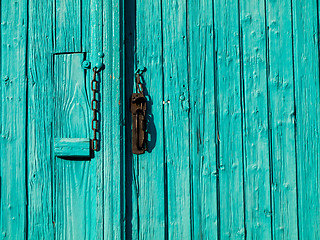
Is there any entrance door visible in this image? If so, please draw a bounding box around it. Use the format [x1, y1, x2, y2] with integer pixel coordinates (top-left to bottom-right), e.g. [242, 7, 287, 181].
[2, 0, 320, 239]
[123, 0, 320, 240]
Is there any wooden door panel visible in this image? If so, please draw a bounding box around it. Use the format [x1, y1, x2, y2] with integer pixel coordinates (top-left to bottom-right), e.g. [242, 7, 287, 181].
[53, 53, 95, 239]
[54, 0, 82, 52]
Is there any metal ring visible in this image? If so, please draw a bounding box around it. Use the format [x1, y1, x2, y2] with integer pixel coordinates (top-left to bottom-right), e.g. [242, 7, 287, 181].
[91, 99, 98, 110]
[91, 80, 98, 91]
[91, 139, 98, 151]
[92, 119, 98, 130]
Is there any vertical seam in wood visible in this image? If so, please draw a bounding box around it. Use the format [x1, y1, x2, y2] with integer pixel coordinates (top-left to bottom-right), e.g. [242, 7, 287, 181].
[101, 0, 105, 238]
[53, 0, 56, 50]
[51, 55, 56, 240]
[237, 0, 247, 236]
[0, 0, 2, 226]
[25, 0, 30, 238]
[185, 0, 194, 238]
[80, 0, 83, 52]
[133, 1, 139, 238]
[119, 0, 125, 238]
[264, 0, 274, 238]
[160, 0, 169, 238]
[212, 1, 220, 238]
[290, 0, 300, 238]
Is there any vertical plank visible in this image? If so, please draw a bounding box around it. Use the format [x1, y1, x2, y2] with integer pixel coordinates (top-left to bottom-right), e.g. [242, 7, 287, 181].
[239, 0, 272, 238]
[83, 0, 103, 239]
[266, 0, 299, 239]
[293, 0, 320, 238]
[27, 0, 54, 238]
[135, 0, 166, 238]
[162, 0, 191, 239]
[123, 0, 139, 238]
[188, 0, 219, 239]
[102, 0, 124, 238]
[53, 53, 95, 239]
[54, 0, 81, 52]
[214, 0, 246, 238]
[0, 0, 27, 239]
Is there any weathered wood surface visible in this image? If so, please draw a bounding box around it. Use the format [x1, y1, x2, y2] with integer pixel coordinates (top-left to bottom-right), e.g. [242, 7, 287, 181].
[214, 0, 245, 238]
[54, 138, 91, 158]
[2, 0, 320, 239]
[0, 0, 27, 239]
[266, 0, 298, 239]
[53, 53, 93, 239]
[188, 0, 218, 239]
[292, 0, 320, 239]
[135, 0, 166, 238]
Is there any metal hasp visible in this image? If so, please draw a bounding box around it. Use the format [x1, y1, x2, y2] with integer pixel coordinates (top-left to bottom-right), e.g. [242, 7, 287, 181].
[130, 92, 147, 155]
[130, 92, 147, 154]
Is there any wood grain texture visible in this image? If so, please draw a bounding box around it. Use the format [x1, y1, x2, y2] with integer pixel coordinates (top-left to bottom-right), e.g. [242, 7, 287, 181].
[0, 0, 27, 239]
[3, 0, 320, 239]
[239, 0, 272, 238]
[53, 53, 95, 239]
[292, 0, 320, 238]
[214, 0, 245, 238]
[102, 0, 124, 239]
[27, 0, 54, 237]
[135, 0, 166, 239]
[123, 0, 139, 238]
[84, 0, 103, 239]
[266, 0, 299, 239]
[54, 0, 81, 52]
[188, 0, 219, 239]
[54, 138, 91, 158]
[162, 0, 191, 239]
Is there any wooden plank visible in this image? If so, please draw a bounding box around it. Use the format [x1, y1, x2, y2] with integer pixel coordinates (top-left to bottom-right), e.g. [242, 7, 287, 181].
[102, 0, 124, 238]
[187, 0, 219, 239]
[162, 0, 191, 239]
[27, 0, 55, 238]
[292, 0, 320, 238]
[214, 0, 245, 238]
[54, 0, 81, 52]
[266, 0, 299, 239]
[81, 0, 103, 239]
[0, 0, 27, 239]
[53, 53, 95, 239]
[135, 0, 166, 238]
[239, 0, 272, 238]
[123, 0, 139, 238]
[54, 138, 91, 158]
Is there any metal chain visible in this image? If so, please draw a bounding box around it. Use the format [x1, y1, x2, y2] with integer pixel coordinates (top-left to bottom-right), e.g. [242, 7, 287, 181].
[91, 67, 99, 151]
[136, 72, 143, 94]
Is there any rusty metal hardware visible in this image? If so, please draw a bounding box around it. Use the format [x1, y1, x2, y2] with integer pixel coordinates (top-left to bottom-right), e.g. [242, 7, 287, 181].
[130, 72, 147, 154]
[91, 67, 99, 151]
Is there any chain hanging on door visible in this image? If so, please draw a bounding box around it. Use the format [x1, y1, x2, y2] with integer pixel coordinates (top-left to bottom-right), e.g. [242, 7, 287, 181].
[91, 67, 99, 151]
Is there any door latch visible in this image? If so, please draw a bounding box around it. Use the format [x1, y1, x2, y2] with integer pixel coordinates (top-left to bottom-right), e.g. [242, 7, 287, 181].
[130, 72, 147, 154]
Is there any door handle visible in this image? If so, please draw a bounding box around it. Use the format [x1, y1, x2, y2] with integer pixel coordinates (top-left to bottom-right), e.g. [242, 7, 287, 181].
[130, 71, 147, 154]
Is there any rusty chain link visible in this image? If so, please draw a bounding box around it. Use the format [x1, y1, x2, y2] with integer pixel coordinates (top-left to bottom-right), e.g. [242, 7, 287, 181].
[136, 72, 144, 94]
[91, 67, 99, 151]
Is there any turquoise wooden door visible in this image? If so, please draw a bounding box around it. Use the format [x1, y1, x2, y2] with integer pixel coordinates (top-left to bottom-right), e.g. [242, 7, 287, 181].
[2, 0, 320, 239]
[123, 0, 319, 239]
[1, 0, 123, 239]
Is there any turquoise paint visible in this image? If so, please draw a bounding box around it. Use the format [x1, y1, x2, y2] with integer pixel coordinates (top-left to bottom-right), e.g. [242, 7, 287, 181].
[214, 0, 245, 238]
[292, 0, 320, 239]
[0, 0, 28, 239]
[54, 138, 91, 158]
[2, 0, 320, 239]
